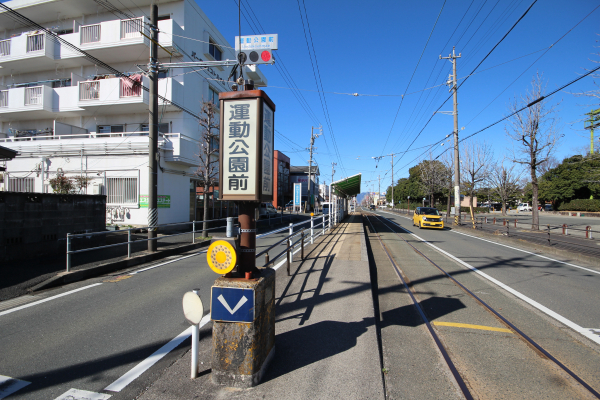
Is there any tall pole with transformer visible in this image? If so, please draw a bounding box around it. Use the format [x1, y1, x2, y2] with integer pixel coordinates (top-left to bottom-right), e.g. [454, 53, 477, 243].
[440, 47, 462, 225]
[147, 5, 159, 251]
[307, 126, 322, 211]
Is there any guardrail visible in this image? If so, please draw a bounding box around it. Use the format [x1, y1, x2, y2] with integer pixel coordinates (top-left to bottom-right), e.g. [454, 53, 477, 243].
[257, 213, 331, 274]
[66, 217, 236, 272]
[65, 211, 336, 273]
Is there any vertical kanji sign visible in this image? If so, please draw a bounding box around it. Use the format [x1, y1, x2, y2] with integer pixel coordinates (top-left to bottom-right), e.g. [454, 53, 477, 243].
[219, 90, 275, 202]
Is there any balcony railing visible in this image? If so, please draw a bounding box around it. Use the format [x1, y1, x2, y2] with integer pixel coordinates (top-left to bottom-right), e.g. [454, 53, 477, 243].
[0, 39, 10, 56]
[79, 81, 100, 100]
[26, 33, 44, 52]
[81, 24, 101, 44]
[0, 90, 8, 108]
[24, 86, 43, 106]
[121, 17, 144, 39]
[120, 77, 142, 97]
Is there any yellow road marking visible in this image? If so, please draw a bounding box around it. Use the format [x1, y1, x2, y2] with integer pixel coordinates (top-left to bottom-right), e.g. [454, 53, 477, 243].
[433, 321, 512, 333]
[104, 275, 133, 283]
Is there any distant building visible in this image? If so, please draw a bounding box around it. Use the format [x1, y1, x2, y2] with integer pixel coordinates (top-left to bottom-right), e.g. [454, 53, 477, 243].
[273, 150, 290, 209]
[290, 165, 319, 206]
[319, 183, 329, 202]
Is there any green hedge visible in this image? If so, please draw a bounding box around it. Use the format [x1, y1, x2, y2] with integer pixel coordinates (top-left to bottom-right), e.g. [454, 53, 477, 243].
[557, 199, 600, 212]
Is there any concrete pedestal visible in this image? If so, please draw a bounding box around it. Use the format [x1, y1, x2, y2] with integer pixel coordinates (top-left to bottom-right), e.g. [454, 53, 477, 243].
[211, 268, 275, 387]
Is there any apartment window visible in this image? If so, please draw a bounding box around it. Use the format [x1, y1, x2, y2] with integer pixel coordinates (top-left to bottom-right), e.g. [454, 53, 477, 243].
[107, 177, 138, 205]
[52, 78, 72, 88]
[209, 87, 219, 108]
[140, 123, 169, 134]
[9, 177, 35, 192]
[209, 40, 222, 61]
[98, 125, 124, 134]
[57, 29, 74, 35]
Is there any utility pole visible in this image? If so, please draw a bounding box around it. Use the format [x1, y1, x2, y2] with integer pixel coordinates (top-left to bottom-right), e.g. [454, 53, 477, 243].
[330, 162, 336, 222]
[389, 153, 394, 208]
[378, 175, 380, 206]
[441, 47, 461, 225]
[307, 126, 322, 211]
[148, 4, 159, 251]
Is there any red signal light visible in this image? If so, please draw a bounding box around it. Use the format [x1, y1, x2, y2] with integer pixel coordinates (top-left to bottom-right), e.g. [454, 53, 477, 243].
[261, 51, 271, 62]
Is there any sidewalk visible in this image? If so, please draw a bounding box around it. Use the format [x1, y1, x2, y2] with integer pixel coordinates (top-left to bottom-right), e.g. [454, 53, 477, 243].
[137, 214, 385, 400]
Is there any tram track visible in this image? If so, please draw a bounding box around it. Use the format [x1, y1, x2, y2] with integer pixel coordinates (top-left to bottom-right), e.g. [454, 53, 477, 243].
[362, 211, 600, 400]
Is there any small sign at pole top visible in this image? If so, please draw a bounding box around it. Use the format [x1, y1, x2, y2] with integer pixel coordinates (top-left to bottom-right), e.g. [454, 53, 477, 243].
[235, 34, 278, 50]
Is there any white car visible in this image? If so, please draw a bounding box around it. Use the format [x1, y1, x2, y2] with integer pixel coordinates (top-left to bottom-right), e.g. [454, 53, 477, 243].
[517, 203, 532, 212]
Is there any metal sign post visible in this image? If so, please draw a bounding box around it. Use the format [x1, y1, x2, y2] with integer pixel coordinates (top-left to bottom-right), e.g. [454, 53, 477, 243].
[218, 90, 275, 278]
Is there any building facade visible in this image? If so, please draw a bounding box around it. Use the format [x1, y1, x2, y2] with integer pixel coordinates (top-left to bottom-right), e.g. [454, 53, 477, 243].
[273, 150, 290, 209]
[0, 0, 267, 226]
[289, 165, 319, 206]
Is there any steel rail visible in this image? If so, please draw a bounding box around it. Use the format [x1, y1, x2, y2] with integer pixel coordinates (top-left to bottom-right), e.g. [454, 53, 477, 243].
[366, 211, 600, 399]
[363, 213, 473, 400]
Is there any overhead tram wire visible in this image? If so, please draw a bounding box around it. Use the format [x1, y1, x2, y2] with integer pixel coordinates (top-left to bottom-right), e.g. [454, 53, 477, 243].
[0, 3, 201, 120]
[461, 2, 600, 130]
[236, 0, 322, 127]
[388, 0, 539, 171]
[296, 0, 346, 178]
[400, 61, 600, 173]
[377, 0, 446, 160]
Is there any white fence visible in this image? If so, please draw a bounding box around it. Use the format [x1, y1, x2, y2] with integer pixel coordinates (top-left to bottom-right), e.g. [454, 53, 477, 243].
[79, 81, 100, 100]
[25, 86, 43, 106]
[81, 24, 101, 44]
[0, 91, 8, 108]
[120, 17, 144, 39]
[26, 33, 44, 52]
[0, 39, 10, 56]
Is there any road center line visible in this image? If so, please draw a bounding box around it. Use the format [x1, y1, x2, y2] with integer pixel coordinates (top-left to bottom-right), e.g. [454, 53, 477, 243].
[0, 283, 103, 317]
[129, 251, 207, 274]
[433, 321, 512, 333]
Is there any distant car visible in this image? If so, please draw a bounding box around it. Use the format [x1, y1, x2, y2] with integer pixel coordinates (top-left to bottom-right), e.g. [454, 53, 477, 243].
[413, 207, 444, 229]
[322, 202, 331, 215]
[517, 203, 532, 212]
[369, 204, 376, 210]
[544, 204, 553, 211]
[350, 205, 355, 212]
[258, 202, 278, 219]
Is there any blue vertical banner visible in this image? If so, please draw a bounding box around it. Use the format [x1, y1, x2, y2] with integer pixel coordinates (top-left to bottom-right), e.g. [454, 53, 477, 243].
[293, 183, 301, 206]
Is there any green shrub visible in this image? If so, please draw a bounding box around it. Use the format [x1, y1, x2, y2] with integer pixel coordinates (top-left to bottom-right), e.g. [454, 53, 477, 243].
[557, 199, 600, 212]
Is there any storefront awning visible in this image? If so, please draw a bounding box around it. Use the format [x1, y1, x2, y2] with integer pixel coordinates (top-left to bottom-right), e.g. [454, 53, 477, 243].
[331, 173, 361, 198]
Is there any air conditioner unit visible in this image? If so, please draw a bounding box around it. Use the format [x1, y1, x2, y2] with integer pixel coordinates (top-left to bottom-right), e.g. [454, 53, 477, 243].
[92, 183, 104, 195]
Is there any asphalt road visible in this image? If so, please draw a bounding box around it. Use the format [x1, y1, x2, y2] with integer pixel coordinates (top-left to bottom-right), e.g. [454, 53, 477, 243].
[0, 216, 320, 400]
[364, 208, 600, 398]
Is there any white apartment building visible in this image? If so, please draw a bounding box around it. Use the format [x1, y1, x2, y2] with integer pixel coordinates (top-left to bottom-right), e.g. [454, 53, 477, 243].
[0, 0, 267, 226]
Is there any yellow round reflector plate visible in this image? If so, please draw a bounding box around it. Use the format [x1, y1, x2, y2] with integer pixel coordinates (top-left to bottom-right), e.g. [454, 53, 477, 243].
[207, 240, 237, 274]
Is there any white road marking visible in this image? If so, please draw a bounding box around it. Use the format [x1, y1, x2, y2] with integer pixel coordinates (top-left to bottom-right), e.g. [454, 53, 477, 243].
[0, 375, 30, 399]
[451, 230, 600, 275]
[129, 251, 207, 274]
[0, 284, 103, 317]
[104, 313, 211, 392]
[54, 388, 111, 400]
[377, 215, 600, 346]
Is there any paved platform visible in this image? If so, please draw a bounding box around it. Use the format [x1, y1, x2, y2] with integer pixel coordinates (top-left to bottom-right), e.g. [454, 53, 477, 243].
[137, 214, 385, 400]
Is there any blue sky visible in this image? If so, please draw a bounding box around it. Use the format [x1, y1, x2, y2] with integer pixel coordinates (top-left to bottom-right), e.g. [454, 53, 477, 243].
[197, 0, 600, 193]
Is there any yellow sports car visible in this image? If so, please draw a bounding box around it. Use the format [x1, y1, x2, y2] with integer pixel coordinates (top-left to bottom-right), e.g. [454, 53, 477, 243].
[413, 207, 444, 229]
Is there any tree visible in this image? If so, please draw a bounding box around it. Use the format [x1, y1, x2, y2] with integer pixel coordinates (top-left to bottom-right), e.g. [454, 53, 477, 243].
[487, 159, 523, 215]
[417, 156, 447, 207]
[49, 171, 75, 194]
[195, 100, 220, 238]
[461, 140, 493, 210]
[539, 153, 600, 206]
[73, 175, 93, 194]
[505, 73, 561, 230]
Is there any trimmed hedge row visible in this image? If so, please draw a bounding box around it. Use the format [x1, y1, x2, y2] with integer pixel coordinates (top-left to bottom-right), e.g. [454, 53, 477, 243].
[557, 199, 600, 212]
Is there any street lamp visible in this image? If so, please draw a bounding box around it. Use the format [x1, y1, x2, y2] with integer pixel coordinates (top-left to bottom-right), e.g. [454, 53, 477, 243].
[423, 197, 426, 207]
[407, 196, 410, 212]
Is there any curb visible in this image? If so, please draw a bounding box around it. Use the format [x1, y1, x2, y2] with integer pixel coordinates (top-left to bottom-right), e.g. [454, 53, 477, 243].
[30, 240, 212, 292]
[29, 218, 308, 294]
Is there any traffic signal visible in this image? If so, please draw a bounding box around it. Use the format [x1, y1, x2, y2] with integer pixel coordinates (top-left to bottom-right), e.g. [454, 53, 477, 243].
[236, 49, 274, 65]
